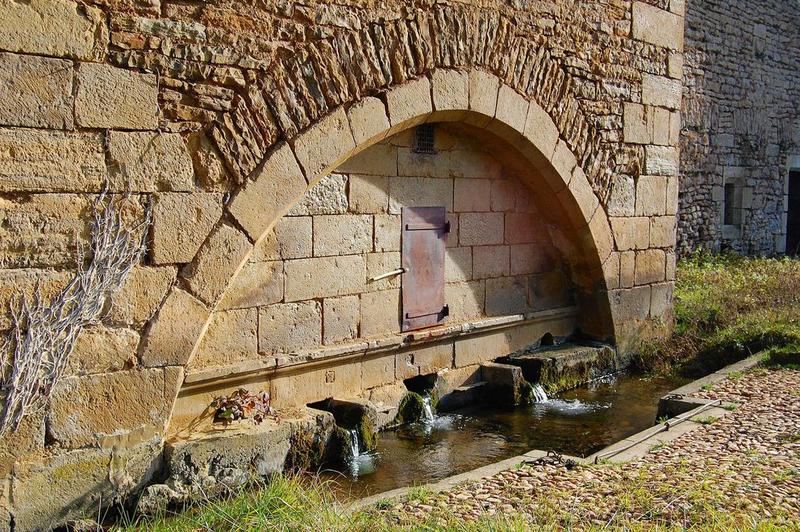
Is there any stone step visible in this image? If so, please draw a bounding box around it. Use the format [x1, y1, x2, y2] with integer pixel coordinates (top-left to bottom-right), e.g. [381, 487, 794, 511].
[437, 380, 487, 412]
[506, 343, 625, 393]
[480, 362, 529, 406]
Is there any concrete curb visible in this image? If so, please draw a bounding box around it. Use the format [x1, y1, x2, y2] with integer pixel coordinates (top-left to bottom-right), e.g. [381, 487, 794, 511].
[347, 449, 583, 512]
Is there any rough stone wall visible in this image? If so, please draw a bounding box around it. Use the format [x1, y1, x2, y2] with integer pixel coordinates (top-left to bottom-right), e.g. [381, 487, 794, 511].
[679, 0, 800, 255]
[190, 124, 573, 372]
[0, 0, 685, 527]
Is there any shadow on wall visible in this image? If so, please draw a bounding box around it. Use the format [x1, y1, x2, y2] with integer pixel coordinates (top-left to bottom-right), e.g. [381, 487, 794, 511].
[189, 123, 587, 374]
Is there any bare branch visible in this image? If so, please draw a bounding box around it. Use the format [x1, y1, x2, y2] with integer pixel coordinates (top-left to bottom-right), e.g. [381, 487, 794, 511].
[0, 191, 150, 436]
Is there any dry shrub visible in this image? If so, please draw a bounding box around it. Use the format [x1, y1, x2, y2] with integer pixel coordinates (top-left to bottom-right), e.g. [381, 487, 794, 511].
[0, 193, 148, 435]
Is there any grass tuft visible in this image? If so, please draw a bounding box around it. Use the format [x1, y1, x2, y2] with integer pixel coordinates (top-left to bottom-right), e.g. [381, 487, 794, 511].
[113, 475, 355, 531]
[691, 415, 719, 425]
[635, 252, 800, 377]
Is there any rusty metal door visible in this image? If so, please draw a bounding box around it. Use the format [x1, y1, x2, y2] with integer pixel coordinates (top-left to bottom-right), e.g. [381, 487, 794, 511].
[401, 206, 449, 331]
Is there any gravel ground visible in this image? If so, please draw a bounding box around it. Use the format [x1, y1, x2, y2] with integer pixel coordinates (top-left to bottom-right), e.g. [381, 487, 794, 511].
[373, 367, 800, 528]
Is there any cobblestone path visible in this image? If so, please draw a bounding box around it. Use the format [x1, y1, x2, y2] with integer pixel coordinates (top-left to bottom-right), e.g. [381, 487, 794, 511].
[372, 367, 800, 528]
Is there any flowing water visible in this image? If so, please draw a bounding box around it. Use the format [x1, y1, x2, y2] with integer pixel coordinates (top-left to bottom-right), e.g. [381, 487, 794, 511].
[531, 383, 549, 403]
[320, 372, 688, 499]
[347, 428, 374, 477]
[421, 395, 435, 422]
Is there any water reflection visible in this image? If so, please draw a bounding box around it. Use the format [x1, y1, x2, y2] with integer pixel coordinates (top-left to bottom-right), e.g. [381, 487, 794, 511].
[321, 373, 687, 499]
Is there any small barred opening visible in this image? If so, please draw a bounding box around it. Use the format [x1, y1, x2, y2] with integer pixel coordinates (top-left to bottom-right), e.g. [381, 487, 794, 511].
[413, 123, 436, 154]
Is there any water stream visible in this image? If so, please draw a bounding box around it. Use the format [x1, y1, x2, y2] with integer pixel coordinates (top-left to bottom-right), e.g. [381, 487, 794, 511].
[347, 428, 380, 479]
[531, 383, 549, 403]
[422, 394, 435, 422]
[320, 372, 688, 499]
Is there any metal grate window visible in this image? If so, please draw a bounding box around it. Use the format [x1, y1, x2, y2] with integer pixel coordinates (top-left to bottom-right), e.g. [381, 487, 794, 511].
[413, 123, 436, 154]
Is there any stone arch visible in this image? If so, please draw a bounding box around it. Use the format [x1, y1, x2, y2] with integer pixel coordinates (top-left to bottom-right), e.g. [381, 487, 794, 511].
[140, 69, 619, 435]
[201, 7, 618, 204]
[0, 0, 691, 524]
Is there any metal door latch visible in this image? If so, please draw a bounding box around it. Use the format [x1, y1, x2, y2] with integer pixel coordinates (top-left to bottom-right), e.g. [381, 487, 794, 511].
[368, 267, 407, 283]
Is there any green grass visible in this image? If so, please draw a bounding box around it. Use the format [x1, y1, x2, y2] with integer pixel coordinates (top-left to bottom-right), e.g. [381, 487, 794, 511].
[691, 415, 719, 425]
[635, 252, 800, 377]
[114, 475, 357, 531]
[406, 485, 434, 504]
[649, 441, 666, 453]
[115, 473, 798, 531]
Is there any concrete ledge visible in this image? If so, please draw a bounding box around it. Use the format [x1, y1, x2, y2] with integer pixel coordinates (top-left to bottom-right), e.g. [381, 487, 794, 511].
[584, 403, 732, 464]
[184, 306, 578, 387]
[349, 452, 543, 512]
[349, 448, 584, 512]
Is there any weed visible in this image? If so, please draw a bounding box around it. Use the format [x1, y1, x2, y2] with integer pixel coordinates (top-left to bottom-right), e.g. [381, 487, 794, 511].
[771, 468, 797, 482]
[374, 498, 393, 510]
[649, 441, 666, 453]
[783, 432, 800, 443]
[406, 485, 433, 503]
[692, 415, 718, 425]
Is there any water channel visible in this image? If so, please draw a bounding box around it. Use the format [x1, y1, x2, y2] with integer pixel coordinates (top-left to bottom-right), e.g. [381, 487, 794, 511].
[320, 372, 688, 499]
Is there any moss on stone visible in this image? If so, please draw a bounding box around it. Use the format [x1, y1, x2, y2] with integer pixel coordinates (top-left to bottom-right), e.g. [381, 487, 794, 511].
[518, 381, 535, 405]
[428, 388, 440, 410]
[356, 414, 378, 452]
[533, 346, 623, 394]
[538, 363, 588, 394]
[325, 426, 353, 465]
[393, 392, 426, 426]
[284, 428, 325, 473]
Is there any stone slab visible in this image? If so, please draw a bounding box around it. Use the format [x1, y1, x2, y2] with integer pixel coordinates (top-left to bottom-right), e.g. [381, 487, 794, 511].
[75, 63, 158, 130]
[0, 128, 105, 193]
[48, 367, 182, 448]
[0, 53, 74, 129]
[107, 132, 195, 192]
[0, 0, 107, 60]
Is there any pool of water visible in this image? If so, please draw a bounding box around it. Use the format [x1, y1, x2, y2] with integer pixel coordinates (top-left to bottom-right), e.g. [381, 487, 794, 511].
[319, 372, 688, 499]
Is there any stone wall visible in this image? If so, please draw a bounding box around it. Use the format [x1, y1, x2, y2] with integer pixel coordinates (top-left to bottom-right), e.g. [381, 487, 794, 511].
[189, 125, 573, 374]
[678, 0, 800, 255]
[0, 0, 685, 527]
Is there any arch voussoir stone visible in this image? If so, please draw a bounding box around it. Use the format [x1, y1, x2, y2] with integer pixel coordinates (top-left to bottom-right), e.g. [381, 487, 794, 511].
[228, 143, 308, 242]
[141, 287, 209, 368]
[291, 106, 357, 184]
[169, 72, 617, 379]
[430, 68, 469, 120]
[385, 76, 433, 132]
[347, 96, 391, 146]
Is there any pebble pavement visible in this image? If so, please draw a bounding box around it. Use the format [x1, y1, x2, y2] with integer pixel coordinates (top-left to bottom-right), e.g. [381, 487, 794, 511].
[374, 367, 800, 527]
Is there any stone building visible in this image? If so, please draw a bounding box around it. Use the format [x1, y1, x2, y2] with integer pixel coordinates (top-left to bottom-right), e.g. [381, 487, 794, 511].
[678, 0, 800, 255]
[0, 0, 743, 527]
